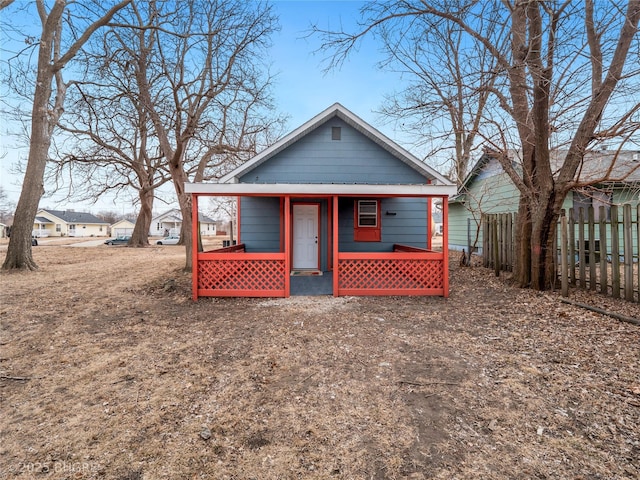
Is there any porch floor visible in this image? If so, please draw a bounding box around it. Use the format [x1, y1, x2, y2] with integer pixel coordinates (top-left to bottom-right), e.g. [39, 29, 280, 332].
[290, 271, 333, 296]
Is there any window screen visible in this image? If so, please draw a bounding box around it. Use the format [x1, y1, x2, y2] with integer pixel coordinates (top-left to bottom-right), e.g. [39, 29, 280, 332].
[358, 200, 378, 227]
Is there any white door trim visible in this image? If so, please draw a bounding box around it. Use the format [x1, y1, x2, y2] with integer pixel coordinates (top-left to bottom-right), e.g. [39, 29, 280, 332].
[292, 204, 319, 270]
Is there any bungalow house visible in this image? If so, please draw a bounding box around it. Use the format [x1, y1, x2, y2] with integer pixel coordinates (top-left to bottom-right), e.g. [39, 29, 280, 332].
[150, 208, 217, 237]
[185, 103, 456, 299]
[448, 149, 640, 254]
[33, 209, 109, 237]
[110, 219, 135, 237]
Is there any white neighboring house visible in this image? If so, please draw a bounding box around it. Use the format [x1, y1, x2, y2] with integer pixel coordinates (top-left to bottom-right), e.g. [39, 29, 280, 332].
[110, 219, 135, 237]
[150, 208, 217, 237]
[33, 209, 109, 237]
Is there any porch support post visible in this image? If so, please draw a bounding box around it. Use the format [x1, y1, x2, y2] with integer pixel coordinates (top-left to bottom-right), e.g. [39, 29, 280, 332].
[332, 195, 339, 296]
[191, 193, 199, 301]
[284, 195, 291, 297]
[442, 195, 450, 298]
[427, 196, 432, 250]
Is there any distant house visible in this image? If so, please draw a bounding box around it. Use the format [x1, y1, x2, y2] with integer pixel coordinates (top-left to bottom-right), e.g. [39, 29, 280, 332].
[150, 208, 217, 237]
[110, 219, 135, 237]
[448, 150, 640, 254]
[33, 209, 109, 237]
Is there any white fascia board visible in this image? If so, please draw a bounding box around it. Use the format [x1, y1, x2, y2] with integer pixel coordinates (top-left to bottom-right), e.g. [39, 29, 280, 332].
[185, 182, 457, 197]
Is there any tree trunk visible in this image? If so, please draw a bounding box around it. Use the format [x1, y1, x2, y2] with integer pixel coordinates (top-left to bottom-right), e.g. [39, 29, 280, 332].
[530, 202, 560, 291]
[130, 188, 154, 247]
[177, 192, 192, 272]
[169, 162, 192, 271]
[513, 198, 531, 287]
[2, 64, 53, 270]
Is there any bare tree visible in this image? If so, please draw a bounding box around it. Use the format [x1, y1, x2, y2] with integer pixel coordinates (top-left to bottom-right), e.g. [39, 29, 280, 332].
[317, 0, 640, 290]
[318, 2, 507, 185]
[114, 0, 283, 270]
[50, 14, 172, 248]
[1, 0, 131, 270]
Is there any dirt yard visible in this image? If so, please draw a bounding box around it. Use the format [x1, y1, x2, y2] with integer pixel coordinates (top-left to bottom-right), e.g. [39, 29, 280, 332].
[1, 239, 639, 479]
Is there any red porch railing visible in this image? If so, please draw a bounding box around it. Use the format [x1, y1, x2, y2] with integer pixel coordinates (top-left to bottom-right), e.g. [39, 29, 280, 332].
[194, 244, 445, 298]
[336, 247, 445, 296]
[196, 244, 287, 297]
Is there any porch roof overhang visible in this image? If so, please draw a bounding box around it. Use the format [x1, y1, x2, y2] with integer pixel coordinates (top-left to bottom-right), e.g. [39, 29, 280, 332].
[185, 182, 457, 197]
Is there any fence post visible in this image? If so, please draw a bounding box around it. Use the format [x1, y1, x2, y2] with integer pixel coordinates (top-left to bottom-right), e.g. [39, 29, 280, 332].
[467, 217, 472, 266]
[588, 206, 597, 291]
[493, 216, 500, 277]
[578, 208, 586, 288]
[611, 205, 620, 299]
[623, 204, 634, 301]
[637, 205, 640, 302]
[560, 213, 568, 297]
[569, 208, 576, 285]
[482, 214, 488, 268]
[598, 206, 608, 296]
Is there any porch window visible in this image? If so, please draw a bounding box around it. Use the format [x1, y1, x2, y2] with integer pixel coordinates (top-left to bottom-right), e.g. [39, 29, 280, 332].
[354, 199, 381, 242]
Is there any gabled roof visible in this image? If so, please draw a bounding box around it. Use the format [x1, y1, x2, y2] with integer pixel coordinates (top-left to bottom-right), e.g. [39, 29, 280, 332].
[39, 209, 108, 224]
[153, 208, 216, 223]
[219, 103, 452, 186]
[153, 208, 182, 223]
[111, 219, 136, 227]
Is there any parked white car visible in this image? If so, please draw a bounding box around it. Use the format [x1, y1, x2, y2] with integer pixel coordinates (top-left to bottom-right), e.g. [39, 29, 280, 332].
[156, 235, 180, 245]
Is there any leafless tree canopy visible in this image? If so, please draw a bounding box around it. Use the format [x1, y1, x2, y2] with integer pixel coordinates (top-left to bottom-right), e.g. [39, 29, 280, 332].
[1, 0, 132, 270]
[103, 0, 285, 269]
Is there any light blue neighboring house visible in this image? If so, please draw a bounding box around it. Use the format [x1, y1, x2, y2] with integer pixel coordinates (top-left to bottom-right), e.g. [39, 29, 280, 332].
[449, 149, 640, 254]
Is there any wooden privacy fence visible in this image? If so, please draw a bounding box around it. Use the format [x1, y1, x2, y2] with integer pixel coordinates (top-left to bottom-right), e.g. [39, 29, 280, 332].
[482, 204, 640, 303]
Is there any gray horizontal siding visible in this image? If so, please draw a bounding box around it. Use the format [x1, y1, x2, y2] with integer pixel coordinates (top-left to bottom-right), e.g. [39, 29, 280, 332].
[240, 197, 281, 252]
[240, 197, 432, 255]
[239, 118, 428, 185]
[338, 197, 429, 252]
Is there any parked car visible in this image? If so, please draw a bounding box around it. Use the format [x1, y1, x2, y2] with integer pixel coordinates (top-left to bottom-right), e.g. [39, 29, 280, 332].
[156, 235, 180, 245]
[104, 235, 131, 245]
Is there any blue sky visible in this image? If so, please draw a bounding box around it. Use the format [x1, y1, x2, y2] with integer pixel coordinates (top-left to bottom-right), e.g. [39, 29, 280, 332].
[271, 1, 392, 129]
[0, 1, 407, 213]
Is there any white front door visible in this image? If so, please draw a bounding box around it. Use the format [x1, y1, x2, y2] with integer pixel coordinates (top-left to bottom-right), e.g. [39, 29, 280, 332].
[293, 204, 319, 270]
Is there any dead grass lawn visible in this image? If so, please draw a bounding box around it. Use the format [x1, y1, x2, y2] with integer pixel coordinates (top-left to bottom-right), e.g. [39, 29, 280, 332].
[0, 241, 639, 479]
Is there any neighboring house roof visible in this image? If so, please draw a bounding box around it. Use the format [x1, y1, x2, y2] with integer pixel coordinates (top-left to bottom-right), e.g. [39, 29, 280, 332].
[38, 209, 109, 224]
[219, 102, 452, 186]
[153, 208, 182, 222]
[152, 208, 215, 223]
[34, 216, 51, 223]
[452, 149, 640, 203]
[111, 219, 135, 227]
